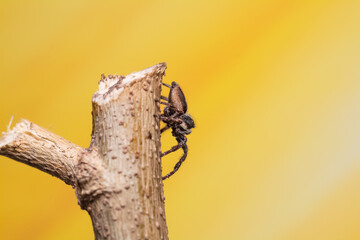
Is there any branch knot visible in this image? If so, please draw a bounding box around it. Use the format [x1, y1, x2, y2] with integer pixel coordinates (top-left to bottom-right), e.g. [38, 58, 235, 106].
[75, 148, 110, 210]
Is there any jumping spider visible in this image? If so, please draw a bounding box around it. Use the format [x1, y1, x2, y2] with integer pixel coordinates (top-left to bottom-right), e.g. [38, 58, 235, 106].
[160, 81, 195, 180]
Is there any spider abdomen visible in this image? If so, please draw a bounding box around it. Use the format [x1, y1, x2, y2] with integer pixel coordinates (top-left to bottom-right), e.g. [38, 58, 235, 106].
[169, 81, 188, 113]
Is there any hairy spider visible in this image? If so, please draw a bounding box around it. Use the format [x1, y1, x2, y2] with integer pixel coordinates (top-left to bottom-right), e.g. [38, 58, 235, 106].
[160, 81, 195, 180]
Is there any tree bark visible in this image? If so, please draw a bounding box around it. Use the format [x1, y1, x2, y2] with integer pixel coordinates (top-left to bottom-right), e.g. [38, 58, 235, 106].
[0, 63, 168, 240]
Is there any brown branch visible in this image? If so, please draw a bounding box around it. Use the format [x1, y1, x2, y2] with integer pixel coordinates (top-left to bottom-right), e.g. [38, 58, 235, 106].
[0, 63, 168, 240]
[0, 119, 82, 185]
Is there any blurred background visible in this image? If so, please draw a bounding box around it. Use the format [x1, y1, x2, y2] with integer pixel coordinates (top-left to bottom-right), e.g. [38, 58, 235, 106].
[1, 0, 360, 239]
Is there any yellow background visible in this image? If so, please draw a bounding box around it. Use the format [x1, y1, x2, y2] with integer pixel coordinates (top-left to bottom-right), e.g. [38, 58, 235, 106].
[1, 1, 360, 239]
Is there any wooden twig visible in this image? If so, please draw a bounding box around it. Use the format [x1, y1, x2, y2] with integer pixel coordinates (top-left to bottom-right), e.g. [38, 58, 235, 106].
[0, 63, 168, 240]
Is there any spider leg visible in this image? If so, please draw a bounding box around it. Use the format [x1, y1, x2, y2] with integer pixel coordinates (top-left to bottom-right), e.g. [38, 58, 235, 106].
[161, 126, 170, 133]
[160, 115, 182, 124]
[160, 101, 169, 105]
[162, 138, 188, 180]
[161, 143, 182, 157]
[161, 96, 169, 101]
[160, 115, 168, 122]
[162, 83, 171, 88]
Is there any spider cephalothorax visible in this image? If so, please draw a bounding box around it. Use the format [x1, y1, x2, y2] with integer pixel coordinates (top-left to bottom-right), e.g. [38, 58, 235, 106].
[160, 81, 195, 180]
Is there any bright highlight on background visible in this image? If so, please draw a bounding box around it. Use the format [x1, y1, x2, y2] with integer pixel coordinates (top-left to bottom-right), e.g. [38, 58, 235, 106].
[1, 1, 360, 239]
